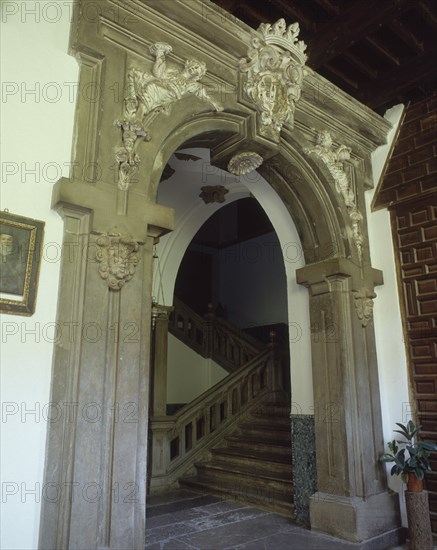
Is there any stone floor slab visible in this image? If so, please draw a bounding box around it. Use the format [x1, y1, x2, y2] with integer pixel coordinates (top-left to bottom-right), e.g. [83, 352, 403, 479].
[145, 490, 410, 550]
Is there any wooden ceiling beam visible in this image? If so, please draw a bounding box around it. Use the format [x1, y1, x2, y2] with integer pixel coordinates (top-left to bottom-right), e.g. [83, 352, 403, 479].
[313, 0, 340, 16]
[237, 3, 273, 25]
[308, 0, 411, 68]
[267, 0, 317, 32]
[213, 0, 240, 11]
[342, 51, 378, 80]
[323, 62, 359, 90]
[356, 47, 437, 108]
[365, 36, 400, 66]
[417, 0, 437, 30]
[388, 18, 424, 54]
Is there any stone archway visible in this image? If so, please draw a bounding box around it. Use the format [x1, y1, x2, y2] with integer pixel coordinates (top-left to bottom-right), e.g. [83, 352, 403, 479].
[39, 1, 401, 549]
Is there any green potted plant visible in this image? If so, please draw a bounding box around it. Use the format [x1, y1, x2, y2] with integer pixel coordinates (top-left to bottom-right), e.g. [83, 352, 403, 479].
[380, 420, 437, 492]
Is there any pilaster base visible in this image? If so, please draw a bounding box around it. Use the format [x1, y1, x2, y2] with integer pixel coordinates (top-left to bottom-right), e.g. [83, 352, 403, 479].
[310, 491, 402, 544]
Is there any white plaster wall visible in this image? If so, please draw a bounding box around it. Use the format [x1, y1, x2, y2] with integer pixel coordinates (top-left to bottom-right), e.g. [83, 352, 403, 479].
[167, 334, 227, 404]
[0, 4, 78, 548]
[367, 104, 410, 523]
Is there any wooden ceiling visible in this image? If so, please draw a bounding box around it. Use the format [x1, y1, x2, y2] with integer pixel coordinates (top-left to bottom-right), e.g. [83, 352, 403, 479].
[211, 0, 437, 113]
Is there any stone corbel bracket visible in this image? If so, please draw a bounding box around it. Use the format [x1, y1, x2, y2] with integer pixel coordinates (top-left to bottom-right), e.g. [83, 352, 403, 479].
[352, 287, 376, 327]
[239, 18, 308, 143]
[115, 42, 223, 191]
[304, 130, 363, 262]
[96, 232, 140, 290]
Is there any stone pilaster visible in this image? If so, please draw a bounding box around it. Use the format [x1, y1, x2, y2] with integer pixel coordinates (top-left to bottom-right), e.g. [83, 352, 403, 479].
[39, 178, 173, 549]
[296, 258, 402, 545]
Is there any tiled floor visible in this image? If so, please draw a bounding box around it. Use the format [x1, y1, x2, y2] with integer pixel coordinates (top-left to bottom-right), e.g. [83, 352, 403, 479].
[145, 490, 407, 549]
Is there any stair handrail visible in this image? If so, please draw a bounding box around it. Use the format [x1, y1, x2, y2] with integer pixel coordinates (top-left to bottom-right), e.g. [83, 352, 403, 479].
[170, 348, 271, 425]
[169, 297, 264, 373]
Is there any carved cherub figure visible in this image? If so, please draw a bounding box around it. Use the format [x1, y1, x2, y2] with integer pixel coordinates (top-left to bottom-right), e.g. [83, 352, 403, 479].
[125, 43, 223, 127]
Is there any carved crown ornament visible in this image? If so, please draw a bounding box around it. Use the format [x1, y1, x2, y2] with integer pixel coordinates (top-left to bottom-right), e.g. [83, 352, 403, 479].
[239, 19, 308, 143]
[352, 288, 376, 327]
[115, 43, 223, 191]
[303, 130, 364, 262]
[96, 233, 140, 290]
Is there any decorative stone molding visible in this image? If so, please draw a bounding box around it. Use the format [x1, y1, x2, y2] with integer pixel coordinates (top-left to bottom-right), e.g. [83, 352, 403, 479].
[352, 287, 376, 327]
[304, 130, 363, 261]
[239, 19, 307, 142]
[115, 43, 223, 190]
[199, 185, 229, 204]
[228, 151, 263, 175]
[96, 233, 139, 290]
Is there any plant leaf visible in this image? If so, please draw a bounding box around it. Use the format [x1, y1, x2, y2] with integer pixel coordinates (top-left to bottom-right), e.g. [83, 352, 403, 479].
[421, 441, 437, 451]
[415, 468, 425, 480]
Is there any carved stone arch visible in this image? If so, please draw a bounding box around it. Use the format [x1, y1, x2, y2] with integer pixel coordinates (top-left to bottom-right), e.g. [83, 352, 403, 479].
[146, 109, 350, 271]
[272, 135, 351, 261]
[298, 147, 361, 261]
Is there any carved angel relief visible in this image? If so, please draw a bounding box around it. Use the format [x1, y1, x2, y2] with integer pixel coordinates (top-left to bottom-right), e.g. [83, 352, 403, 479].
[352, 288, 376, 327]
[115, 43, 223, 191]
[239, 19, 308, 142]
[304, 130, 364, 261]
[96, 233, 139, 290]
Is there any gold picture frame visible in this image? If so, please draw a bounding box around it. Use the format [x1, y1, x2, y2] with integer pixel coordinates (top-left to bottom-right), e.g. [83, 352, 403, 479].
[0, 211, 45, 316]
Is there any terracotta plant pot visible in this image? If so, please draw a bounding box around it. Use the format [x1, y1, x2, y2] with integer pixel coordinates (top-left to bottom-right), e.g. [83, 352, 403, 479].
[407, 473, 424, 492]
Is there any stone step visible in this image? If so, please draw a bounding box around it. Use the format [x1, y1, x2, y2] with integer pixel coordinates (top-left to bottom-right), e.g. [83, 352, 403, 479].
[179, 475, 294, 517]
[242, 412, 291, 431]
[251, 401, 290, 420]
[194, 460, 293, 494]
[211, 447, 291, 473]
[238, 422, 291, 440]
[225, 435, 292, 455]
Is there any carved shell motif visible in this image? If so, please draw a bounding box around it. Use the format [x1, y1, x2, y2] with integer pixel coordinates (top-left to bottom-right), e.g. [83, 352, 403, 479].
[227, 152, 263, 176]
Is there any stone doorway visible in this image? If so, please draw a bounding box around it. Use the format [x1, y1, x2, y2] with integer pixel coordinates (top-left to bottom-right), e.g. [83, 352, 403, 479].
[39, 1, 402, 548]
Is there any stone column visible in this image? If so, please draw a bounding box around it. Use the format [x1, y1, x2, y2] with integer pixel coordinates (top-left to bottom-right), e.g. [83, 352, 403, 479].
[296, 258, 402, 545]
[151, 305, 173, 417]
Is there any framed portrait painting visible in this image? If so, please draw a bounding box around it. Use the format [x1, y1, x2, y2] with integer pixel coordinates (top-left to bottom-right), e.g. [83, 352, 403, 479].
[0, 211, 45, 316]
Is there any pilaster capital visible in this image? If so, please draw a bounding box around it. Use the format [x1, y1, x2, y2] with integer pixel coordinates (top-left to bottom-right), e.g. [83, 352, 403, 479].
[296, 257, 383, 295]
[52, 177, 174, 242]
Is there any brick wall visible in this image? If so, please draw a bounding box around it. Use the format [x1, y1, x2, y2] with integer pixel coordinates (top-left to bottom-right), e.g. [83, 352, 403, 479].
[374, 92, 437, 534]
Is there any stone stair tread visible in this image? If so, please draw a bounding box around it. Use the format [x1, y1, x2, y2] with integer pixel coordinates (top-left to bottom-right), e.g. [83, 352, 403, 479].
[212, 448, 292, 477]
[179, 475, 294, 514]
[241, 413, 291, 429]
[225, 434, 291, 448]
[239, 421, 291, 432]
[212, 446, 291, 464]
[195, 459, 293, 483]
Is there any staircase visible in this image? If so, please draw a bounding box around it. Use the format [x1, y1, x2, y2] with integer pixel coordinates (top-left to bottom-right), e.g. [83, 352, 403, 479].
[150, 298, 294, 517]
[179, 395, 293, 516]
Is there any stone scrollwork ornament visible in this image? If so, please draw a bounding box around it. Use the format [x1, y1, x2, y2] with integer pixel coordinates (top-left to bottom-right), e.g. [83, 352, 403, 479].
[304, 130, 364, 261]
[96, 233, 139, 290]
[115, 42, 223, 191]
[352, 288, 376, 327]
[239, 19, 308, 142]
